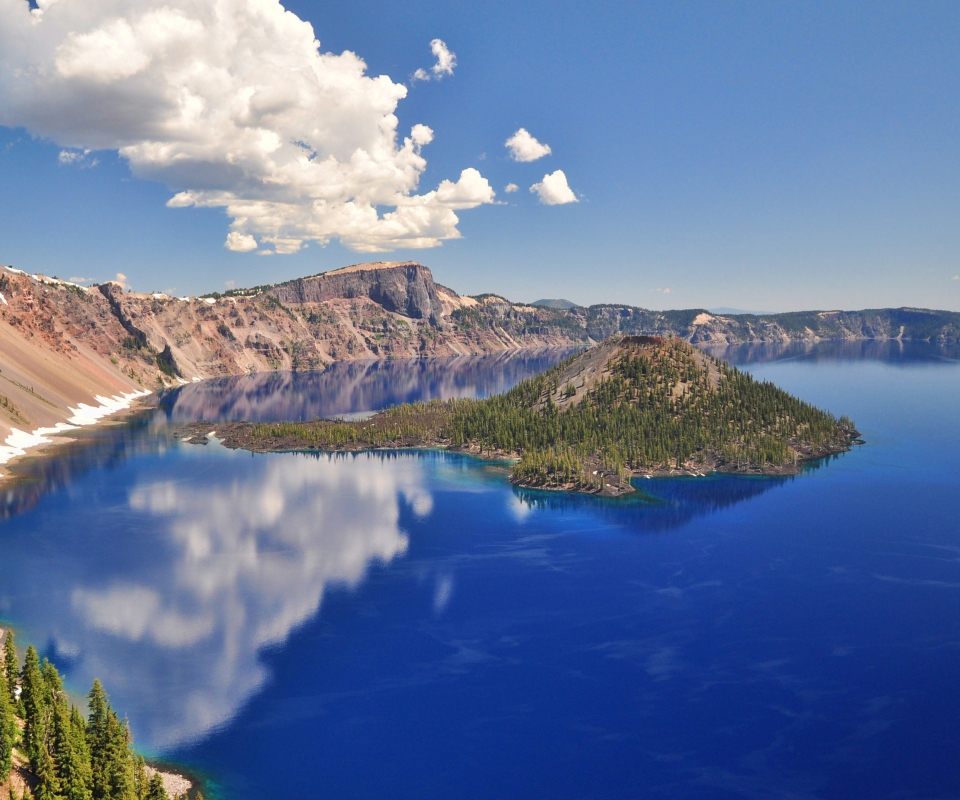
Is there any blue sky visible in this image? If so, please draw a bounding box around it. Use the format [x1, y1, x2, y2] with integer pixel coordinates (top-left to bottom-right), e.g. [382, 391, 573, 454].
[1, 1, 958, 311]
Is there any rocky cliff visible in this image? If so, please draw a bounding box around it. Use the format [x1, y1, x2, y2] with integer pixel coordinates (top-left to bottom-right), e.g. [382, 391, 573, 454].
[268, 261, 446, 326]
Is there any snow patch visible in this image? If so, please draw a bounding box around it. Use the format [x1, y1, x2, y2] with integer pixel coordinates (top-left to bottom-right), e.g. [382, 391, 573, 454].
[0, 423, 78, 466]
[0, 389, 151, 477]
[68, 389, 152, 426]
[0, 293, 6, 306]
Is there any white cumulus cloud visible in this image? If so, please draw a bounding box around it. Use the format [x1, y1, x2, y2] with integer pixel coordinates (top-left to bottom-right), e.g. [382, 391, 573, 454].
[225, 232, 258, 253]
[58, 148, 97, 167]
[0, 3, 490, 254]
[530, 170, 578, 205]
[505, 128, 552, 162]
[412, 39, 456, 82]
[504, 183, 519, 193]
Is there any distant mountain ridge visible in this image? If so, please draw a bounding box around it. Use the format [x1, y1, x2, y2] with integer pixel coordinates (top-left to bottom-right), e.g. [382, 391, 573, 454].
[531, 298, 580, 309]
[1, 259, 958, 456]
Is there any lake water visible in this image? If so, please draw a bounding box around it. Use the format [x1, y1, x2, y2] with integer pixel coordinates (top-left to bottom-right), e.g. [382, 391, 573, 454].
[1, 342, 958, 799]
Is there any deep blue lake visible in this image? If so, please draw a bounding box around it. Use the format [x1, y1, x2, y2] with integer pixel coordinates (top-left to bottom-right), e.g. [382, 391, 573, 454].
[1, 342, 959, 799]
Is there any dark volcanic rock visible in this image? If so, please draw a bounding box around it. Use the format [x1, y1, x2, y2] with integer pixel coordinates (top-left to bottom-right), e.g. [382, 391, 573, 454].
[268, 261, 446, 327]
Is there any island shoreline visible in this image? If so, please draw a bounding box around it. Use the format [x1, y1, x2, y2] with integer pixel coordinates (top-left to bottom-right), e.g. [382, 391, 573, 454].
[174, 421, 863, 498]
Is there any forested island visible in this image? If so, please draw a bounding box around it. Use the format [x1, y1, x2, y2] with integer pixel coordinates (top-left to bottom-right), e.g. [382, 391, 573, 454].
[181, 336, 861, 496]
[0, 630, 194, 800]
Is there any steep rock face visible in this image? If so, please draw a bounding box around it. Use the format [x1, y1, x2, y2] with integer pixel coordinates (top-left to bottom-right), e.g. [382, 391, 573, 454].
[268, 262, 446, 327]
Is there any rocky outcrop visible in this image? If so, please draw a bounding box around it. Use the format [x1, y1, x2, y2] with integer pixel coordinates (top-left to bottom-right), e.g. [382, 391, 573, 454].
[269, 261, 446, 327]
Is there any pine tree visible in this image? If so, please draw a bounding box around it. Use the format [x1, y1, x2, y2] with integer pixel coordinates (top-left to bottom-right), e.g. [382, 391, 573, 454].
[131, 756, 145, 800]
[143, 774, 166, 800]
[87, 680, 109, 800]
[87, 680, 136, 800]
[53, 697, 92, 800]
[103, 712, 134, 800]
[41, 661, 61, 708]
[3, 630, 18, 708]
[0, 660, 14, 782]
[32, 740, 60, 800]
[20, 646, 46, 770]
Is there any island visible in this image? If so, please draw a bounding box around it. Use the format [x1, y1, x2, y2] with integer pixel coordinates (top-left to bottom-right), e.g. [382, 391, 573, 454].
[178, 336, 862, 497]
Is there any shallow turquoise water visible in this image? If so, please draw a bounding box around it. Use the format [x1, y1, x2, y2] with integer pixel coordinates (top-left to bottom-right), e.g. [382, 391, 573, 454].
[1, 343, 958, 799]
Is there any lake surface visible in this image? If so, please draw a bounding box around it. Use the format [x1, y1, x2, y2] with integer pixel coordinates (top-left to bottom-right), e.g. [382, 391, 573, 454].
[1, 342, 959, 799]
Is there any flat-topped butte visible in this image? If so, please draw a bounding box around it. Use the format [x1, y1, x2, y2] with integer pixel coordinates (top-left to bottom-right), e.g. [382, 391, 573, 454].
[178, 336, 861, 496]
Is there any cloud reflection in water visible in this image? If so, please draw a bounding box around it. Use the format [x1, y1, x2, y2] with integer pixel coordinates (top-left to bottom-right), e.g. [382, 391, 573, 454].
[64, 450, 427, 749]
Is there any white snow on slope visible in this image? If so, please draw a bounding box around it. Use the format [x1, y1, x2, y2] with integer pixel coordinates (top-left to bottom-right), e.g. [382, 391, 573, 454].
[0, 389, 152, 477]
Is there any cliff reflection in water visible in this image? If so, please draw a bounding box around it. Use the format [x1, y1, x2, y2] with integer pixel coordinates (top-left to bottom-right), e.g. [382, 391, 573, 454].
[0, 448, 429, 749]
[0, 417, 161, 522]
[158, 348, 580, 424]
[1, 350, 577, 521]
[703, 338, 960, 366]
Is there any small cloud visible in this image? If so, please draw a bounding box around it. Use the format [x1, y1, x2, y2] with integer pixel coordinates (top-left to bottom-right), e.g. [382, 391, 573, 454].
[430, 39, 456, 78]
[652, 287, 671, 295]
[224, 280, 236, 290]
[505, 128, 552, 162]
[68, 276, 92, 284]
[953, 275, 959, 280]
[433, 574, 453, 615]
[114, 272, 129, 290]
[413, 39, 456, 82]
[58, 149, 98, 168]
[504, 183, 519, 193]
[225, 232, 258, 253]
[530, 170, 578, 205]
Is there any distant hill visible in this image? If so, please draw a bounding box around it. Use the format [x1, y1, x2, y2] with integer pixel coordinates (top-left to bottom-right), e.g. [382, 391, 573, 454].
[531, 298, 580, 309]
